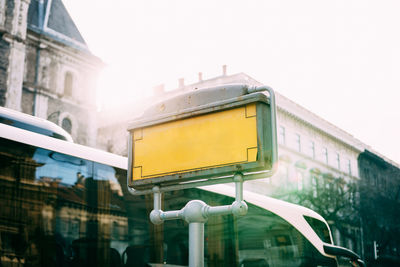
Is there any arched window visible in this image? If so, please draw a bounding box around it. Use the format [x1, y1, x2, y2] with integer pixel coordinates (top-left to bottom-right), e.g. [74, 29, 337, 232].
[62, 117, 72, 134]
[64, 72, 73, 96]
[59, 112, 76, 139]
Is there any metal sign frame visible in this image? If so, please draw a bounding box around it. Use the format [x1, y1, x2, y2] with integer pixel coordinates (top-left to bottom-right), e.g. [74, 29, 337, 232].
[127, 84, 277, 194]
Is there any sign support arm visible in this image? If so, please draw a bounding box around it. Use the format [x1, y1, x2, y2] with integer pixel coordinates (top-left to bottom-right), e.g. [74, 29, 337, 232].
[148, 173, 248, 267]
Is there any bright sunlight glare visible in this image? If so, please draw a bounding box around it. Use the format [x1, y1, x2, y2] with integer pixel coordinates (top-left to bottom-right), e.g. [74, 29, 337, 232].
[65, 0, 400, 164]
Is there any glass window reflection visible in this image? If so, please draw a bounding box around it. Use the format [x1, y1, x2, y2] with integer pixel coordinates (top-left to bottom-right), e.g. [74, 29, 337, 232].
[1, 138, 337, 267]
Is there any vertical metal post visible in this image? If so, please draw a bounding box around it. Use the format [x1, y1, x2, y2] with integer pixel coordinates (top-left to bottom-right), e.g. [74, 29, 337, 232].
[234, 173, 244, 201]
[148, 175, 247, 267]
[153, 186, 161, 210]
[189, 222, 204, 267]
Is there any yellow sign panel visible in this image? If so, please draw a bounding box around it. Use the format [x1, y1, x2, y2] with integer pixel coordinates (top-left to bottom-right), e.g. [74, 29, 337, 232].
[132, 104, 258, 181]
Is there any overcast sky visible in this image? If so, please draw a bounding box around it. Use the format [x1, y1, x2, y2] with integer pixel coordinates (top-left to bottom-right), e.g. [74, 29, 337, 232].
[63, 0, 400, 164]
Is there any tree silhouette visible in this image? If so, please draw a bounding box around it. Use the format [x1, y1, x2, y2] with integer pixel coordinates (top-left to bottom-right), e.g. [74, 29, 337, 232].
[272, 169, 360, 248]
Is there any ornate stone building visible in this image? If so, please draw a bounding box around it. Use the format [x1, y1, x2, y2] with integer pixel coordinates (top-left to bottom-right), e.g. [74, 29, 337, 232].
[0, 0, 102, 146]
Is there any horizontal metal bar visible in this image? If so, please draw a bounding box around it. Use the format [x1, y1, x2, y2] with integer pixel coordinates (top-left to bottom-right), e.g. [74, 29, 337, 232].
[127, 169, 276, 195]
[204, 205, 232, 216]
[161, 210, 183, 220]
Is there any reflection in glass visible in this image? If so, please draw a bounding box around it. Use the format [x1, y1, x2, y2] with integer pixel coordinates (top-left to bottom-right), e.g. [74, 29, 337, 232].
[1, 137, 337, 267]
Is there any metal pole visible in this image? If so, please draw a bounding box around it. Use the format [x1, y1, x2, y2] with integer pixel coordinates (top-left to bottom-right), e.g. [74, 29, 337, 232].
[147, 175, 247, 267]
[189, 222, 204, 267]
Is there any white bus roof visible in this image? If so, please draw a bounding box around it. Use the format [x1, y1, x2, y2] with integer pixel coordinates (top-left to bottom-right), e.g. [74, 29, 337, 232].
[0, 107, 73, 142]
[0, 122, 127, 169]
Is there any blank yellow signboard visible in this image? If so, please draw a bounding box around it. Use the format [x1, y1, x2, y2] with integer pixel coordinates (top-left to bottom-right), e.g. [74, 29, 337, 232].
[132, 104, 258, 181]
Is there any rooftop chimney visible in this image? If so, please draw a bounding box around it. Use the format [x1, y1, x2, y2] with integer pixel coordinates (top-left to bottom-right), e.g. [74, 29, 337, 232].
[153, 84, 165, 95]
[198, 72, 203, 82]
[222, 65, 227, 76]
[178, 78, 184, 88]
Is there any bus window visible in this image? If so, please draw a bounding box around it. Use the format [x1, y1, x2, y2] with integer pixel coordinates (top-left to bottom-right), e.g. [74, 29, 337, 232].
[1, 133, 349, 267]
[34, 149, 93, 185]
[304, 215, 332, 244]
[0, 137, 135, 266]
[235, 205, 336, 267]
[141, 189, 337, 267]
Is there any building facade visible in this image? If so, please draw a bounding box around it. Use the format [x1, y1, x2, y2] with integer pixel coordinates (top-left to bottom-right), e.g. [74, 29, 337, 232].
[97, 66, 400, 264]
[0, 0, 102, 146]
[2, 0, 398, 261]
[357, 151, 400, 265]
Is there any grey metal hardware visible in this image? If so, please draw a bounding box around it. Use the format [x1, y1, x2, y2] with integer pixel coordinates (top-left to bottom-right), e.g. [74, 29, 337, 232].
[126, 84, 278, 267]
[148, 173, 248, 267]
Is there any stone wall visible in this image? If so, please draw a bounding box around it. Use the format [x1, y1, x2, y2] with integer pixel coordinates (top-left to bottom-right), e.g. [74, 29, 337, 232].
[0, 0, 31, 110]
[1, 0, 102, 146]
[0, 36, 10, 106]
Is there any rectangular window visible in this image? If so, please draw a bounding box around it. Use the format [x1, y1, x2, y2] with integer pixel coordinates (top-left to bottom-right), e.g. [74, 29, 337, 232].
[336, 153, 340, 170]
[309, 141, 315, 159]
[311, 176, 318, 197]
[295, 133, 301, 152]
[374, 175, 378, 187]
[347, 159, 352, 176]
[297, 171, 303, 191]
[284, 165, 289, 185]
[276, 163, 289, 186]
[70, 219, 80, 239]
[323, 147, 328, 165]
[349, 189, 354, 204]
[364, 169, 371, 184]
[381, 176, 386, 191]
[279, 126, 286, 145]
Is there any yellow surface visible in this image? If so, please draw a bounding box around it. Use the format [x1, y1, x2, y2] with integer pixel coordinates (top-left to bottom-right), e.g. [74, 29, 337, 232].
[132, 104, 258, 181]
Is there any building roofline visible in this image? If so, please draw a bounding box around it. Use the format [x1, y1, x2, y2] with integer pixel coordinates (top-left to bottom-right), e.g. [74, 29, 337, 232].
[177, 72, 366, 152]
[27, 0, 89, 52]
[98, 70, 400, 167]
[26, 31, 103, 68]
[274, 91, 365, 152]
